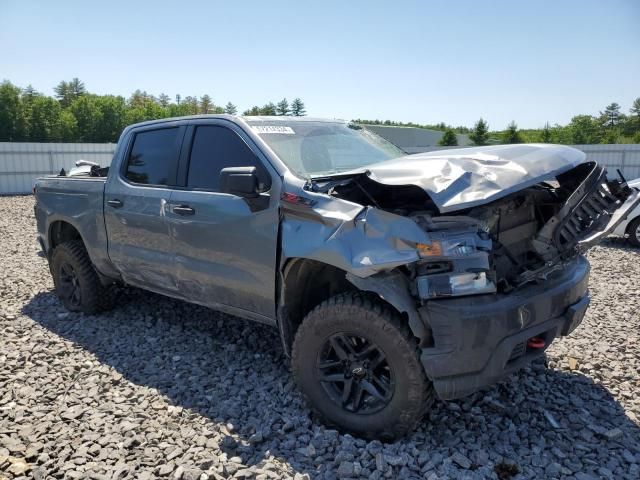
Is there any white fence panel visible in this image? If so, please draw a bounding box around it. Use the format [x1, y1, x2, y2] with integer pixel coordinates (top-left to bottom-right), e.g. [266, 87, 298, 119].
[0, 143, 116, 194]
[573, 144, 640, 181]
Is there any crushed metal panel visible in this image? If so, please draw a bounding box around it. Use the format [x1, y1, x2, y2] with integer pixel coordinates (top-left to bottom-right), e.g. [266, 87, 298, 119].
[362, 144, 587, 212]
[280, 192, 431, 278]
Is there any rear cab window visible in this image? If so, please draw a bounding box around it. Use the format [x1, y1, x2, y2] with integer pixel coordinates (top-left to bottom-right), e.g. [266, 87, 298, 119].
[125, 127, 181, 186]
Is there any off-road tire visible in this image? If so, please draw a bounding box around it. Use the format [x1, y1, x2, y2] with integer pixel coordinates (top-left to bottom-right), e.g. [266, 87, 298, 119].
[627, 217, 640, 248]
[51, 240, 115, 314]
[291, 292, 434, 440]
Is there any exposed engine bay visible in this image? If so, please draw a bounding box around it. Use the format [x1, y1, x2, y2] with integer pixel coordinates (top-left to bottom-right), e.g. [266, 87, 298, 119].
[310, 161, 635, 298]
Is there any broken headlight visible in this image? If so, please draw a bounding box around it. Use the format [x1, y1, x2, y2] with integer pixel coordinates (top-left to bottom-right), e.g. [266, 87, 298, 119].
[417, 271, 496, 299]
[415, 232, 495, 299]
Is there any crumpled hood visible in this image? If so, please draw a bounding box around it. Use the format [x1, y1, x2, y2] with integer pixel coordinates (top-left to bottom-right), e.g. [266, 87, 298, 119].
[361, 144, 587, 213]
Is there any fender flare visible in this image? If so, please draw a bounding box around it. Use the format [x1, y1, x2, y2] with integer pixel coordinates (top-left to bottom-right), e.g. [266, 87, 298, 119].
[346, 271, 430, 345]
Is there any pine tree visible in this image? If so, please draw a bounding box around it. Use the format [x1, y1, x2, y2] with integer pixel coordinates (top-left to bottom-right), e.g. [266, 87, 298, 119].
[601, 103, 621, 128]
[470, 118, 489, 145]
[631, 98, 640, 119]
[291, 98, 306, 116]
[438, 129, 458, 146]
[199, 95, 213, 114]
[23, 85, 40, 100]
[224, 102, 237, 115]
[158, 93, 171, 107]
[276, 98, 290, 115]
[243, 106, 261, 116]
[182, 96, 199, 115]
[69, 78, 86, 97]
[541, 122, 552, 143]
[260, 102, 277, 115]
[502, 121, 523, 144]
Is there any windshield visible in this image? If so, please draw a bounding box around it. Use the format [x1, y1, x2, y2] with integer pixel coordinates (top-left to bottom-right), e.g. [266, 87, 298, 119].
[246, 120, 406, 177]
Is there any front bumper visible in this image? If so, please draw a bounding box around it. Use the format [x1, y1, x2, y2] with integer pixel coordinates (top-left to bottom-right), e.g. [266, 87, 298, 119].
[419, 255, 590, 400]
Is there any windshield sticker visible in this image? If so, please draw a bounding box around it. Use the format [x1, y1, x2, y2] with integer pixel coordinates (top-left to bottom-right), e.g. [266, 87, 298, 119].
[252, 126, 295, 135]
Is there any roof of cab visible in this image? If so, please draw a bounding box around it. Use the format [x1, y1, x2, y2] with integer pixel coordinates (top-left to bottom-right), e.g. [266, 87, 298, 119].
[125, 114, 346, 130]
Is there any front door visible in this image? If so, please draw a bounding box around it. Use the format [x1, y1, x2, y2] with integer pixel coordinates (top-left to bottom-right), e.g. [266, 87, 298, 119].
[166, 122, 279, 321]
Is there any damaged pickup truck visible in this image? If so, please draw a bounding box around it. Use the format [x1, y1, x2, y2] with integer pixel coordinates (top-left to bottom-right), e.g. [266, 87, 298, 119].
[34, 116, 639, 439]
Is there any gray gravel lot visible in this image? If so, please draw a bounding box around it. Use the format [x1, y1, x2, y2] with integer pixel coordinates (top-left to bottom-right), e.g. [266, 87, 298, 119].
[1, 194, 639, 480]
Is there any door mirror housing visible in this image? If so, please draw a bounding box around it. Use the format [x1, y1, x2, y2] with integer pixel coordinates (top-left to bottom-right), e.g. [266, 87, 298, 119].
[219, 166, 259, 198]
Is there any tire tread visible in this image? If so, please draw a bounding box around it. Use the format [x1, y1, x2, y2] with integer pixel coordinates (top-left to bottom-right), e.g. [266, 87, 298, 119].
[291, 291, 434, 440]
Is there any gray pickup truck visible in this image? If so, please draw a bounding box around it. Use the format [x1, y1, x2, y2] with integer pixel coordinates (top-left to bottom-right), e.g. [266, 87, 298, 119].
[35, 115, 639, 439]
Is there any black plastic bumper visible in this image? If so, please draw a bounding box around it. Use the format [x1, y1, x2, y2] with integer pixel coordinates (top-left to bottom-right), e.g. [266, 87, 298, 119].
[419, 255, 590, 400]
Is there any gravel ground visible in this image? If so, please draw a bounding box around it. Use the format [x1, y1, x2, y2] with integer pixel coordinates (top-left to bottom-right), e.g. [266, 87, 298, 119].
[1, 194, 639, 480]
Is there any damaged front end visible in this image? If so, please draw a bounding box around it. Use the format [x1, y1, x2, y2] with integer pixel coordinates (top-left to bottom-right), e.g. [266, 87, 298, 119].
[280, 144, 639, 399]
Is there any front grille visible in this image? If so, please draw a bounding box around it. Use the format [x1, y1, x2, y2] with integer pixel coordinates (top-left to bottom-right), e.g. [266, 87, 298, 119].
[555, 181, 620, 248]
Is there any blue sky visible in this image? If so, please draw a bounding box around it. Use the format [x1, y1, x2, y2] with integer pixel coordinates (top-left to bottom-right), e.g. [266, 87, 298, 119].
[1, 0, 638, 129]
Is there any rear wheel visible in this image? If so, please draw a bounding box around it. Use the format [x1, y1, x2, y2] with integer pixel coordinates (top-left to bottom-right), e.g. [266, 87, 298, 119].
[292, 292, 434, 440]
[51, 240, 114, 314]
[628, 217, 640, 247]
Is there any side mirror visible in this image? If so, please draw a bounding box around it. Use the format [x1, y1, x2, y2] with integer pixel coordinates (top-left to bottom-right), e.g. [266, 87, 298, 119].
[219, 166, 259, 198]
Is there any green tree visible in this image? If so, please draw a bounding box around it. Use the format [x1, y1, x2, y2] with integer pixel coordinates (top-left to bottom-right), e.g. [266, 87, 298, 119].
[291, 98, 306, 116]
[600, 102, 621, 128]
[0, 81, 26, 141]
[631, 97, 640, 120]
[601, 128, 620, 144]
[22, 84, 40, 101]
[182, 96, 199, 115]
[541, 122, 552, 143]
[158, 93, 171, 107]
[243, 106, 261, 115]
[568, 115, 601, 144]
[69, 78, 86, 97]
[224, 102, 237, 115]
[199, 95, 213, 114]
[276, 98, 290, 115]
[94, 95, 127, 142]
[470, 118, 489, 145]
[54, 78, 86, 108]
[438, 129, 458, 146]
[502, 121, 523, 144]
[28, 96, 63, 141]
[69, 95, 103, 141]
[260, 102, 277, 115]
[55, 110, 78, 142]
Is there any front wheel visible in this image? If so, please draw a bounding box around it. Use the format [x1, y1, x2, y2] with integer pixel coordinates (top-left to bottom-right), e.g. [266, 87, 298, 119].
[291, 292, 434, 440]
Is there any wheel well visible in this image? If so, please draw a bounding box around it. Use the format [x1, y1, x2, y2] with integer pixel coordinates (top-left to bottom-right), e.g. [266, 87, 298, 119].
[279, 259, 356, 352]
[626, 216, 640, 234]
[49, 221, 82, 251]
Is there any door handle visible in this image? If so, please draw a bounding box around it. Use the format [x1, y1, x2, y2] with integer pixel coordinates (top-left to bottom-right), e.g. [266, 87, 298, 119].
[107, 199, 123, 208]
[173, 205, 195, 216]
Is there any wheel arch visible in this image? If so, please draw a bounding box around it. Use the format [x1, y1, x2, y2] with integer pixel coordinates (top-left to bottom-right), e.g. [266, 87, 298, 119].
[277, 257, 429, 355]
[48, 220, 83, 254]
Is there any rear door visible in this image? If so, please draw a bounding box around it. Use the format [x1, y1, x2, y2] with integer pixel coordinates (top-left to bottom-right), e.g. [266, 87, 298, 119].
[166, 120, 279, 322]
[104, 123, 185, 293]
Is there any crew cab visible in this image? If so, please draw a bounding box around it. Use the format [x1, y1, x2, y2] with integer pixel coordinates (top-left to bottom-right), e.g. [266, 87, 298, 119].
[34, 115, 639, 439]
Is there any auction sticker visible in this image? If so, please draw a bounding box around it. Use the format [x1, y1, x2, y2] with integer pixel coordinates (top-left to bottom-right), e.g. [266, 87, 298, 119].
[252, 126, 295, 134]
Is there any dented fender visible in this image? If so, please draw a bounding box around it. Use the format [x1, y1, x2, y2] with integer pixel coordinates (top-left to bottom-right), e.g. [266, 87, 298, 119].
[280, 190, 431, 278]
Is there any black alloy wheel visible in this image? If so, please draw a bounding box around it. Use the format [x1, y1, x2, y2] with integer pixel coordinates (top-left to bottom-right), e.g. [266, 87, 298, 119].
[58, 261, 82, 308]
[317, 333, 394, 414]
